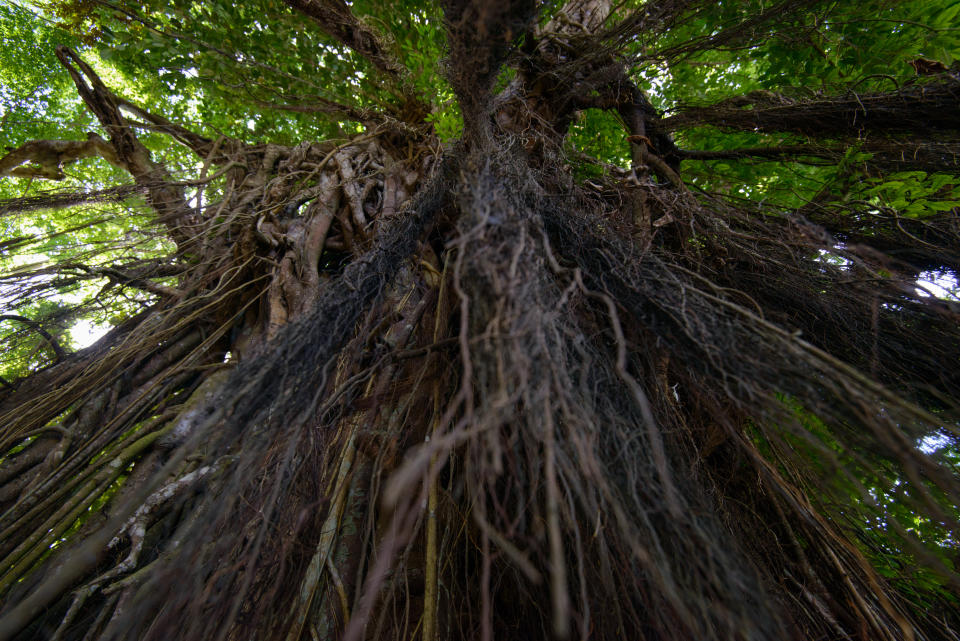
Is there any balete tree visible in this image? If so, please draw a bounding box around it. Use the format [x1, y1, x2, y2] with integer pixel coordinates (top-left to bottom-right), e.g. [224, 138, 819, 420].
[0, 0, 959, 639]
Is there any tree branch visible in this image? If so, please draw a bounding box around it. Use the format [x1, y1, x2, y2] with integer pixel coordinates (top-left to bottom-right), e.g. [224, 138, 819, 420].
[0, 134, 122, 180]
[680, 144, 835, 161]
[0, 185, 145, 215]
[662, 75, 960, 138]
[0, 315, 67, 362]
[615, 77, 684, 187]
[94, 268, 184, 299]
[283, 0, 434, 126]
[115, 99, 215, 158]
[595, 0, 700, 49]
[283, 0, 402, 76]
[679, 140, 960, 172]
[55, 47, 198, 247]
[250, 96, 426, 138]
[645, 0, 819, 62]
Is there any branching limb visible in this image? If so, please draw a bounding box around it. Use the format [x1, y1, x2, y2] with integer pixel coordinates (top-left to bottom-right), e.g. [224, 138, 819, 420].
[442, 0, 540, 138]
[663, 75, 960, 138]
[253, 95, 384, 123]
[645, 0, 818, 62]
[254, 97, 428, 138]
[115, 98, 216, 158]
[95, 268, 183, 298]
[0, 184, 144, 214]
[616, 81, 684, 188]
[0, 134, 121, 180]
[685, 139, 960, 173]
[283, 0, 404, 77]
[54, 47, 198, 246]
[680, 144, 842, 162]
[283, 0, 435, 126]
[0, 315, 67, 362]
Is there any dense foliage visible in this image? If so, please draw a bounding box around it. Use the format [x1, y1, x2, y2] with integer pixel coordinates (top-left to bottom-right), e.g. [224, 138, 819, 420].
[0, 0, 959, 640]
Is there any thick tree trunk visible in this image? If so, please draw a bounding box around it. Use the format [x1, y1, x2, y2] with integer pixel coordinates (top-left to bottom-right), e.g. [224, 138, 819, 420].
[1, 2, 959, 641]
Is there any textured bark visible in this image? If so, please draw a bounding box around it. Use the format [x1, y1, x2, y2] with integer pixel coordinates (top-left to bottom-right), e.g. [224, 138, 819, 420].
[0, 3, 959, 641]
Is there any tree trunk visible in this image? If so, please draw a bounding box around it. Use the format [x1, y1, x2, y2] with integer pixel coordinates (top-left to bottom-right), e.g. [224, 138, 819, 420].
[1, 1, 959, 640]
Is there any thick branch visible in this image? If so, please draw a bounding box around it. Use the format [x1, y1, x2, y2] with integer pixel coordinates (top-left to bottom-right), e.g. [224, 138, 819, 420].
[645, 0, 817, 61]
[616, 78, 683, 186]
[283, 0, 433, 126]
[0, 134, 121, 181]
[801, 205, 960, 273]
[549, 0, 613, 34]
[680, 144, 838, 162]
[596, 0, 700, 49]
[0, 185, 144, 215]
[91, 267, 183, 298]
[54, 47, 197, 246]
[283, 0, 403, 76]
[680, 140, 960, 172]
[115, 99, 215, 158]
[0, 315, 67, 362]
[663, 75, 960, 138]
[253, 95, 381, 122]
[252, 96, 426, 138]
